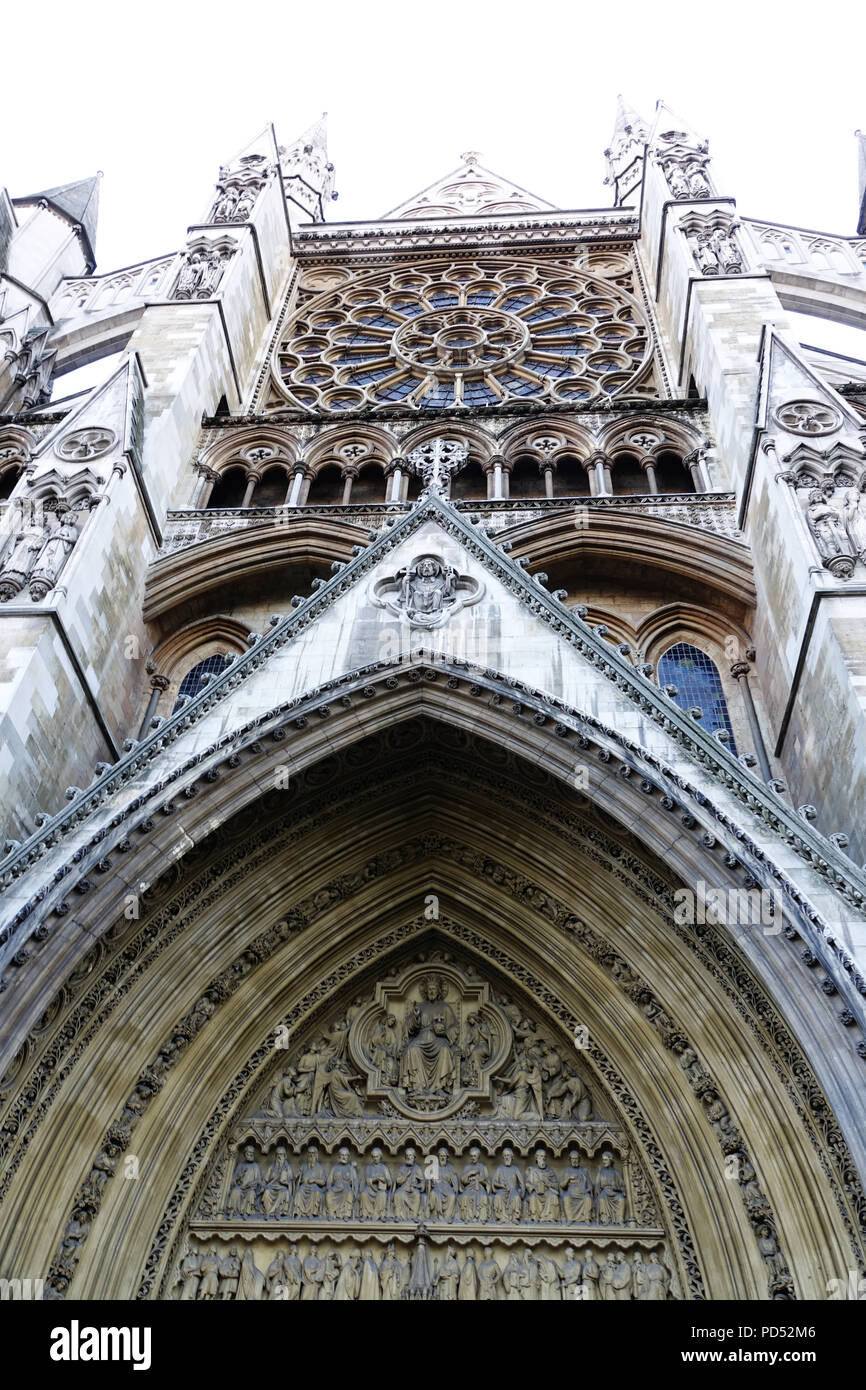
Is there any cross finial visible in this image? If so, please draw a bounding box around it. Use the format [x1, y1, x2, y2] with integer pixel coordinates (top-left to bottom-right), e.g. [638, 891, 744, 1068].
[460, 151, 482, 165]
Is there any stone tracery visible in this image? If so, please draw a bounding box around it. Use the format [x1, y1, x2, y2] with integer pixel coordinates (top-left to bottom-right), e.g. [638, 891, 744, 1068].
[270, 260, 650, 414]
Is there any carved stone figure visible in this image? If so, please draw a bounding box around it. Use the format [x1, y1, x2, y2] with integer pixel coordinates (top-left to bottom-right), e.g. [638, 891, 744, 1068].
[561, 1246, 583, 1300]
[178, 1248, 201, 1301]
[459, 1145, 491, 1222]
[843, 486, 866, 559]
[687, 163, 711, 197]
[581, 1249, 600, 1300]
[280, 1245, 303, 1301]
[519, 1250, 539, 1300]
[261, 1145, 293, 1217]
[227, 1145, 262, 1216]
[370, 1012, 399, 1083]
[400, 975, 459, 1095]
[379, 1243, 405, 1300]
[502, 1250, 523, 1300]
[326, 1145, 358, 1219]
[406, 1234, 436, 1300]
[561, 1150, 594, 1222]
[360, 1147, 392, 1219]
[0, 529, 42, 600]
[218, 1246, 241, 1298]
[461, 1011, 492, 1084]
[709, 226, 743, 273]
[301, 1246, 324, 1300]
[757, 1224, 786, 1280]
[398, 557, 457, 623]
[537, 1251, 562, 1300]
[525, 1148, 560, 1222]
[393, 1146, 425, 1220]
[234, 186, 257, 220]
[666, 163, 691, 199]
[594, 1151, 627, 1223]
[359, 1251, 381, 1300]
[335, 1251, 361, 1300]
[320, 1250, 341, 1300]
[695, 236, 719, 275]
[25, 513, 78, 599]
[458, 1250, 479, 1300]
[496, 1052, 543, 1121]
[806, 487, 852, 564]
[428, 1146, 459, 1220]
[643, 1249, 670, 1301]
[198, 1247, 221, 1300]
[212, 186, 239, 222]
[546, 1067, 592, 1121]
[293, 1145, 327, 1219]
[491, 1146, 524, 1222]
[435, 1244, 461, 1300]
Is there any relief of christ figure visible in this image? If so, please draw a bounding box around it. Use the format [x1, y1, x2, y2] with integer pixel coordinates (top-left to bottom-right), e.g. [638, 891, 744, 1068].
[399, 975, 460, 1096]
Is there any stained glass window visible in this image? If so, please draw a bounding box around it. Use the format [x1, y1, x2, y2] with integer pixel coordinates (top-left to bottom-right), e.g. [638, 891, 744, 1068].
[657, 643, 738, 752]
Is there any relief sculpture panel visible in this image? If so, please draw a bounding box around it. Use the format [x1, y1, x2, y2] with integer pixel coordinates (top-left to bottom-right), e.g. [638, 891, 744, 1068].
[177, 951, 680, 1298]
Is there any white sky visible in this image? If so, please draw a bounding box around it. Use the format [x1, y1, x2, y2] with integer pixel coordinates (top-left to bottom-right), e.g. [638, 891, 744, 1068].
[3, 0, 864, 276]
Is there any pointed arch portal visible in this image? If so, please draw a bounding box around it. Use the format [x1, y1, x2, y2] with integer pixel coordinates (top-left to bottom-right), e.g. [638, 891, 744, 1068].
[0, 670, 863, 1301]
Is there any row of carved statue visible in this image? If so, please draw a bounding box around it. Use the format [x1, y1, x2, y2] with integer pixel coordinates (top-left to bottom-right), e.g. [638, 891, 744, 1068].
[176, 1240, 674, 1301]
[0, 512, 80, 602]
[225, 1142, 628, 1224]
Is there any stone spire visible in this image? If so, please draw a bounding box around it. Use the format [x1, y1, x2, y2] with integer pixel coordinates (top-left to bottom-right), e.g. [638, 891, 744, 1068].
[278, 113, 336, 226]
[604, 96, 651, 206]
[15, 173, 100, 268]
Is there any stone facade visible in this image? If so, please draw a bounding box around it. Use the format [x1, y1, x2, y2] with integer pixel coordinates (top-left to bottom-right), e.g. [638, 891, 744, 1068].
[0, 110, 865, 1303]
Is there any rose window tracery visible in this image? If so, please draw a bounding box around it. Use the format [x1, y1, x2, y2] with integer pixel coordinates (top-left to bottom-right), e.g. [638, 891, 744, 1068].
[271, 260, 651, 414]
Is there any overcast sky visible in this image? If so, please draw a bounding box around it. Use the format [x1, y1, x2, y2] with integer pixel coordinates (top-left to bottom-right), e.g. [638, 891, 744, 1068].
[3, 0, 863, 276]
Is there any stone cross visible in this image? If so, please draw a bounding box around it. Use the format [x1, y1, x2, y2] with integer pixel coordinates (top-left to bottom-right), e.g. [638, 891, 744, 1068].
[406, 438, 469, 498]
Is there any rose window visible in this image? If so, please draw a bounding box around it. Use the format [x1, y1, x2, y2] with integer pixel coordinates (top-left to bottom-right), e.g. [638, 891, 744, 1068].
[270, 260, 650, 413]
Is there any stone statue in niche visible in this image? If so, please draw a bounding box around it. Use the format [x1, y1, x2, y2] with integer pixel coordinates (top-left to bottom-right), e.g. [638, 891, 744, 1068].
[595, 1151, 628, 1224]
[379, 1243, 406, 1300]
[177, 1247, 201, 1301]
[491, 1146, 524, 1221]
[434, 1244, 461, 1299]
[212, 186, 239, 222]
[28, 512, 78, 600]
[461, 1012, 492, 1084]
[360, 1147, 392, 1219]
[709, 226, 743, 273]
[0, 528, 42, 600]
[261, 1145, 293, 1217]
[666, 163, 691, 199]
[369, 1013, 399, 1084]
[495, 1050, 544, 1121]
[198, 1247, 221, 1300]
[561, 1150, 594, 1221]
[687, 163, 711, 197]
[428, 1146, 460, 1220]
[459, 1146, 491, 1222]
[325, 1146, 359, 1219]
[525, 1148, 561, 1222]
[806, 486, 856, 575]
[561, 1247, 583, 1299]
[843, 485, 866, 560]
[393, 1146, 425, 1220]
[400, 974, 460, 1097]
[227, 1145, 262, 1216]
[293, 1145, 327, 1219]
[218, 1246, 241, 1298]
[359, 1250, 382, 1300]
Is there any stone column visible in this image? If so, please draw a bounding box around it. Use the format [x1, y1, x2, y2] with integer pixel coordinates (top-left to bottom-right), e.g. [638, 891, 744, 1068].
[730, 653, 772, 781]
[543, 463, 555, 498]
[490, 454, 506, 500]
[286, 462, 308, 508]
[684, 449, 708, 493]
[386, 457, 406, 503]
[341, 467, 358, 505]
[193, 467, 218, 508]
[137, 673, 170, 740]
[240, 472, 259, 508]
[641, 457, 659, 494]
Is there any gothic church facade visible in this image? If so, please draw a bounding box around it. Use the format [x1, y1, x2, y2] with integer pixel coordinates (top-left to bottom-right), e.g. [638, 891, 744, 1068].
[0, 106, 865, 1301]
